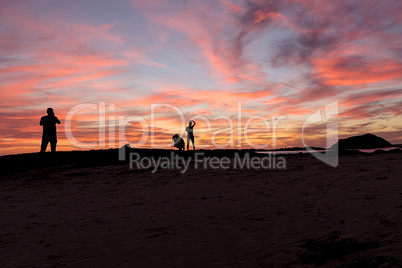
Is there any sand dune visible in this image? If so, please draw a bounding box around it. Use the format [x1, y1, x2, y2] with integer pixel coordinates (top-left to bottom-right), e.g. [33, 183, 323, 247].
[1, 151, 402, 267]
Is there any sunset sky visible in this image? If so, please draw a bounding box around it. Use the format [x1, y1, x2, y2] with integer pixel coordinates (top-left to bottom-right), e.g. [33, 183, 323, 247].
[1, 0, 401, 155]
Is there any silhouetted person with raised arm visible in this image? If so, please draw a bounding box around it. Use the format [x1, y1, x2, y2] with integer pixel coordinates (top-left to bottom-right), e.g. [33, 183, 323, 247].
[40, 108, 60, 153]
[186, 120, 196, 150]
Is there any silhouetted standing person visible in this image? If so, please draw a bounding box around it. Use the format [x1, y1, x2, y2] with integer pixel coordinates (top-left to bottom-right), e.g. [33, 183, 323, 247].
[186, 120, 196, 150]
[40, 108, 60, 153]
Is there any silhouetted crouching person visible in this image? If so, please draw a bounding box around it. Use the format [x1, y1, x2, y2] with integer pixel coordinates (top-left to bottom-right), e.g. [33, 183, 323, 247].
[172, 134, 185, 151]
[186, 120, 196, 150]
[40, 108, 61, 153]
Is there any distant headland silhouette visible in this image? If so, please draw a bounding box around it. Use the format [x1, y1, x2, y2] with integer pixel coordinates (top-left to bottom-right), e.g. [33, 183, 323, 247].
[330, 133, 392, 150]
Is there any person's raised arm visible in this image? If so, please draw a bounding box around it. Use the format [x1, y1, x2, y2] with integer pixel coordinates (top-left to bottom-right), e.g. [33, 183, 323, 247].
[55, 116, 61, 124]
[192, 121, 196, 127]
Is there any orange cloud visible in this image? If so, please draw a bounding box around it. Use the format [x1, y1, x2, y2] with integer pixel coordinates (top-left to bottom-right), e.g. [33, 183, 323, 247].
[313, 57, 402, 86]
[2, 0, 402, 155]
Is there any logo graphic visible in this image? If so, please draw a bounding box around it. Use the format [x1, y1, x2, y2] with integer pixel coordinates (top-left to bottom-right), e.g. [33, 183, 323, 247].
[302, 101, 339, 167]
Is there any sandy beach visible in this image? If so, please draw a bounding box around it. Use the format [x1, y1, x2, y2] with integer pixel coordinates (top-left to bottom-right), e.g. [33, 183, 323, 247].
[1, 150, 402, 267]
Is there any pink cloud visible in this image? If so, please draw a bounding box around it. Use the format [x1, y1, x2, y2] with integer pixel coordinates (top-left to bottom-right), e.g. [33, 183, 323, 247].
[312, 57, 402, 86]
[1, 0, 402, 154]
[130, 0, 288, 84]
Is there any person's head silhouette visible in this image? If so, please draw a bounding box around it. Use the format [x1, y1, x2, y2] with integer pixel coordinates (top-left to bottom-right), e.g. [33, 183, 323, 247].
[47, 108, 54, 116]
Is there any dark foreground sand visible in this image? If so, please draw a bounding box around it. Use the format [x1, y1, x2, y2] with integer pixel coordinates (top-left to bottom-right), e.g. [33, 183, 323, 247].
[1, 151, 402, 267]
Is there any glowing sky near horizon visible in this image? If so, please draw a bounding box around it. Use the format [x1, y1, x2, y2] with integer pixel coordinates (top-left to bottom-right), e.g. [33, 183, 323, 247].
[1, 0, 402, 155]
